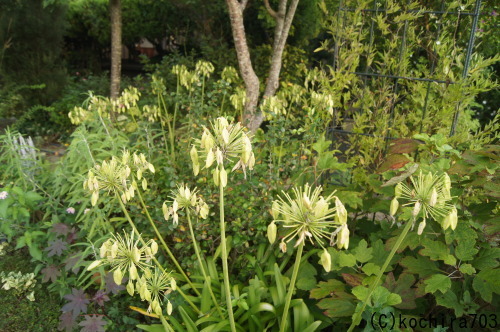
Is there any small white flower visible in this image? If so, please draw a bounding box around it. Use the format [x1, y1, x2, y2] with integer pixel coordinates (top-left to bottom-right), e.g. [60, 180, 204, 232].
[0, 191, 8, 200]
[436, 41, 441, 45]
[84, 208, 91, 214]
[66, 207, 76, 214]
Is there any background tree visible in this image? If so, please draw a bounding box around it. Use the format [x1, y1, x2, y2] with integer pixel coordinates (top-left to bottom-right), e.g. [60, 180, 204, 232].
[109, 0, 122, 99]
[226, 0, 300, 132]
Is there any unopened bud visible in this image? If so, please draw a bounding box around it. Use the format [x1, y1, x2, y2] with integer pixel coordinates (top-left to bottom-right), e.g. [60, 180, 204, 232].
[206, 149, 215, 168]
[199, 202, 209, 219]
[337, 225, 350, 249]
[220, 167, 228, 187]
[320, 248, 332, 272]
[129, 264, 138, 280]
[87, 260, 102, 271]
[213, 168, 220, 186]
[271, 201, 280, 220]
[167, 300, 173, 315]
[126, 280, 134, 296]
[412, 201, 421, 217]
[314, 197, 329, 218]
[279, 241, 287, 253]
[162, 202, 169, 220]
[417, 219, 426, 235]
[111, 241, 118, 259]
[390, 198, 399, 216]
[429, 188, 438, 207]
[335, 197, 347, 224]
[113, 268, 123, 285]
[267, 221, 277, 244]
[151, 240, 158, 255]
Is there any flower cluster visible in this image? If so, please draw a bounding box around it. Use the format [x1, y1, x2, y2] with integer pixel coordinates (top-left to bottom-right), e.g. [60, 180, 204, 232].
[88, 232, 175, 315]
[190, 117, 255, 186]
[83, 150, 155, 206]
[268, 184, 349, 271]
[390, 171, 456, 234]
[1, 271, 36, 301]
[162, 184, 209, 226]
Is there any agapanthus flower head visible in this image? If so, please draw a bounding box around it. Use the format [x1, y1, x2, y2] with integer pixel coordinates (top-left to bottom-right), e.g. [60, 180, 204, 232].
[390, 171, 455, 234]
[163, 184, 209, 225]
[87, 231, 157, 285]
[269, 184, 349, 250]
[190, 117, 254, 186]
[136, 268, 176, 316]
[84, 150, 155, 206]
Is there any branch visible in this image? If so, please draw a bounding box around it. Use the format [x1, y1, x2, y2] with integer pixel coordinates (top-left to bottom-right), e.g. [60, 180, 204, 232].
[240, 0, 249, 11]
[264, 0, 279, 19]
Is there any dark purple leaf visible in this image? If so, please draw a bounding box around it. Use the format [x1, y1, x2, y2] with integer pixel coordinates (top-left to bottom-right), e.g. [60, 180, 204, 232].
[64, 252, 83, 274]
[67, 227, 79, 244]
[45, 239, 68, 257]
[51, 223, 70, 236]
[58, 312, 77, 332]
[41, 265, 61, 283]
[92, 290, 110, 307]
[62, 288, 89, 316]
[104, 272, 125, 295]
[79, 315, 107, 332]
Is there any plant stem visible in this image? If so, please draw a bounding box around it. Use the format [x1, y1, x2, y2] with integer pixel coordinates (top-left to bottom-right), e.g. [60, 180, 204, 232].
[160, 315, 174, 332]
[135, 187, 200, 296]
[186, 209, 224, 318]
[219, 180, 236, 332]
[280, 241, 304, 332]
[116, 195, 202, 315]
[347, 219, 413, 332]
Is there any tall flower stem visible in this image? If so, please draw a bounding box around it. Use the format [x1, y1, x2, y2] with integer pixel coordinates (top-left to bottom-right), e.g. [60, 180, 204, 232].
[219, 181, 236, 332]
[347, 219, 413, 332]
[116, 196, 202, 315]
[279, 242, 304, 332]
[135, 187, 200, 296]
[160, 315, 175, 332]
[186, 209, 224, 318]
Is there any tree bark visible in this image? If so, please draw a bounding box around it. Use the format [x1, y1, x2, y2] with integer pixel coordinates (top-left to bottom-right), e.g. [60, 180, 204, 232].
[226, 0, 300, 132]
[225, 0, 260, 130]
[110, 0, 122, 100]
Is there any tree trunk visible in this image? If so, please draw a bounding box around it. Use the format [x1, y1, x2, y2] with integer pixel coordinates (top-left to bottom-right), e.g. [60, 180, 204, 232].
[225, 0, 260, 130]
[226, 0, 300, 132]
[110, 0, 122, 100]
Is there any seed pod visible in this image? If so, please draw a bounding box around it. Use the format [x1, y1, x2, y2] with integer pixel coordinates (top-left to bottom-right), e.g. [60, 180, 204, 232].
[148, 163, 155, 173]
[142, 178, 147, 191]
[137, 168, 142, 180]
[129, 264, 138, 280]
[126, 280, 134, 296]
[171, 278, 177, 291]
[417, 219, 426, 235]
[113, 268, 123, 285]
[193, 163, 200, 176]
[320, 248, 332, 272]
[443, 173, 451, 192]
[151, 240, 158, 255]
[412, 201, 421, 218]
[153, 299, 162, 316]
[267, 221, 277, 244]
[206, 149, 215, 168]
[220, 167, 228, 187]
[429, 188, 437, 207]
[390, 198, 399, 216]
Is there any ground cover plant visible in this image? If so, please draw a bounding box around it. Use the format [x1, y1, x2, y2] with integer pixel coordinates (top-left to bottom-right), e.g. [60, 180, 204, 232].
[0, 0, 498, 331]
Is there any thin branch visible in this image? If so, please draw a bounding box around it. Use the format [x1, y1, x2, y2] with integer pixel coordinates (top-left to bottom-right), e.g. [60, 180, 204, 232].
[240, 0, 249, 11]
[264, 0, 279, 19]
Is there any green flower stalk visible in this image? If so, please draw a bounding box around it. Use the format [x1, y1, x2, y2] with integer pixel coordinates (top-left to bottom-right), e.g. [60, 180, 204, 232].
[348, 171, 456, 331]
[269, 184, 349, 332]
[190, 117, 254, 332]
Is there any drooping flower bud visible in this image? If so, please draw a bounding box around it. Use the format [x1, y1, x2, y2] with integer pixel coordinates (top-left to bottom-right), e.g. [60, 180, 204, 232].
[267, 221, 277, 244]
[162, 202, 169, 220]
[337, 224, 350, 249]
[133, 247, 141, 263]
[113, 268, 123, 285]
[395, 183, 403, 199]
[206, 149, 215, 168]
[150, 240, 158, 255]
[429, 188, 438, 207]
[412, 201, 421, 218]
[314, 197, 329, 218]
[320, 248, 332, 272]
[417, 219, 426, 235]
[129, 264, 138, 280]
[390, 198, 399, 216]
[199, 202, 209, 219]
[111, 241, 118, 259]
[213, 168, 220, 186]
[220, 167, 228, 187]
[126, 280, 134, 296]
[167, 300, 173, 315]
[335, 197, 347, 224]
[87, 260, 102, 271]
[279, 241, 287, 253]
[91, 191, 99, 206]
